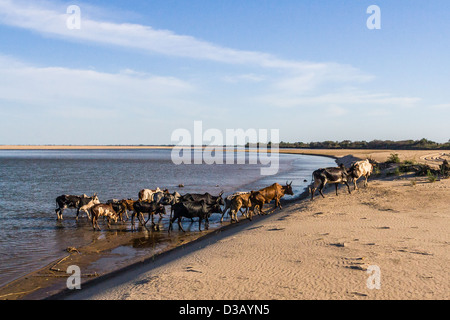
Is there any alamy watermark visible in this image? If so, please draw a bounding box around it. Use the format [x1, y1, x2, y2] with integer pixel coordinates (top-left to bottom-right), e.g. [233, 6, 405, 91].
[66, 265, 81, 290]
[171, 121, 280, 176]
[367, 5, 381, 30]
[366, 265, 381, 290]
[66, 5, 81, 30]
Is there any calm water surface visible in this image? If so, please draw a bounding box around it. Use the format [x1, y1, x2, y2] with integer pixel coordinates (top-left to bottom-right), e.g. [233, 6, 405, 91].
[0, 149, 335, 287]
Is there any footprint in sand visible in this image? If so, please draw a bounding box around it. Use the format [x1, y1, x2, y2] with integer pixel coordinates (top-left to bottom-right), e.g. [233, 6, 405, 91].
[267, 227, 285, 232]
[185, 266, 202, 273]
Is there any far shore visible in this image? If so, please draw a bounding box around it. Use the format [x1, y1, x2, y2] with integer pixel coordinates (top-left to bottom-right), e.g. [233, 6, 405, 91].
[0, 145, 174, 150]
[1, 145, 448, 168]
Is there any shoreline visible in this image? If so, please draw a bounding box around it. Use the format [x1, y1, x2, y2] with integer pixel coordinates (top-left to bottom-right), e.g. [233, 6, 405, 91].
[0, 149, 449, 300]
[1, 145, 447, 165]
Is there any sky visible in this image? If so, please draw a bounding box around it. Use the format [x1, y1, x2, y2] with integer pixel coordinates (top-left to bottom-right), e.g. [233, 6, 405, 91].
[0, 0, 449, 145]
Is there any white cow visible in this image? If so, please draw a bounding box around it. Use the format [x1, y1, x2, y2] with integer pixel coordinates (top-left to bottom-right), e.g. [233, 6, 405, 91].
[138, 187, 162, 202]
[348, 159, 374, 190]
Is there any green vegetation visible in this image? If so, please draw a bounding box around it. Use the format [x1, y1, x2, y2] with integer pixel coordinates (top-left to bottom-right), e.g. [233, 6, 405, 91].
[274, 138, 450, 150]
[387, 153, 401, 164]
[427, 170, 437, 183]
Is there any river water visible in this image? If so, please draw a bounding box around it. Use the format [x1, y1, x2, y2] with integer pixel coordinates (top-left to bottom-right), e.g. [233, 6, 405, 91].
[0, 149, 335, 287]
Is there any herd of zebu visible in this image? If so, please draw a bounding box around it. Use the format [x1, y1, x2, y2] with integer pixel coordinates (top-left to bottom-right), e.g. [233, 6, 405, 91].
[54, 159, 374, 232]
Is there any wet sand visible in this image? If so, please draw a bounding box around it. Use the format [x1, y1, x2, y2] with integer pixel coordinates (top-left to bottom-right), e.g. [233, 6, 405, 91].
[1, 148, 449, 300]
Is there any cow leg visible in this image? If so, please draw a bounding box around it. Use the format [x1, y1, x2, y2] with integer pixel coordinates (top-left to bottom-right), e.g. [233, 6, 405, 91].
[220, 209, 227, 222]
[138, 213, 149, 231]
[248, 208, 253, 221]
[353, 178, 358, 191]
[138, 212, 146, 226]
[205, 217, 209, 230]
[156, 214, 163, 230]
[221, 203, 230, 222]
[365, 175, 369, 187]
[178, 218, 185, 232]
[242, 206, 248, 218]
[92, 216, 100, 231]
[168, 217, 175, 233]
[318, 182, 326, 198]
[231, 210, 237, 222]
[311, 179, 322, 200]
[131, 212, 139, 231]
[345, 181, 351, 194]
[76, 208, 80, 221]
[151, 214, 158, 231]
[79, 208, 89, 220]
[198, 218, 203, 231]
[144, 213, 151, 226]
[275, 197, 282, 210]
[55, 208, 62, 220]
[84, 209, 91, 220]
[335, 183, 339, 196]
[58, 207, 66, 220]
[259, 205, 266, 215]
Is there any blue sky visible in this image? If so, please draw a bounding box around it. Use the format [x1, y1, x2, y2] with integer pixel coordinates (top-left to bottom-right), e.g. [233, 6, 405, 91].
[0, 0, 449, 145]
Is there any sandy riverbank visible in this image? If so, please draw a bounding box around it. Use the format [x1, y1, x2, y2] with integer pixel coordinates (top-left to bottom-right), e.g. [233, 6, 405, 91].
[52, 149, 449, 300]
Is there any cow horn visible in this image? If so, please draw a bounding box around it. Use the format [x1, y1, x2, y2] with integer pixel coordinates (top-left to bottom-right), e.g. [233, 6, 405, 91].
[218, 190, 224, 197]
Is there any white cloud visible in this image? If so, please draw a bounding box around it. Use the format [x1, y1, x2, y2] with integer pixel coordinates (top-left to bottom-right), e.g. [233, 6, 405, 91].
[0, 55, 196, 117]
[0, 0, 361, 76]
[257, 83, 421, 109]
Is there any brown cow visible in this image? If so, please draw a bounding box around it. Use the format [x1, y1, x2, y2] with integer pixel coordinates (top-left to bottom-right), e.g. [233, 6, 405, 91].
[249, 182, 294, 217]
[119, 199, 137, 220]
[90, 204, 119, 231]
[227, 192, 252, 222]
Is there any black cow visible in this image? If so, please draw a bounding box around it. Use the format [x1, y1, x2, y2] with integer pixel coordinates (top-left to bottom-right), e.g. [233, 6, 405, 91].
[178, 191, 224, 223]
[132, 201, 166, 231]
[55, 193, 99, 220]
[160, 192, 182, 219]
[310, 164, 351, 201]
[168, 199, 223, 233]
[180, 191, 225, 206]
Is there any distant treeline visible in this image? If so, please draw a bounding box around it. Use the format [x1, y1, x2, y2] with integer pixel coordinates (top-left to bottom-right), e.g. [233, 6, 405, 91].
[246, 138, 450, 150]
